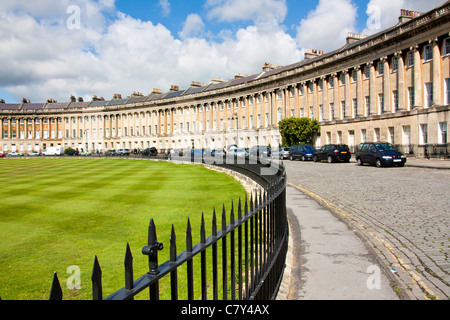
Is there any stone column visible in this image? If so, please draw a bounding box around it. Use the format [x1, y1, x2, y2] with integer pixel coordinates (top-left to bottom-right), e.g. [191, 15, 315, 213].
[32, 118, 35, 139]
[413, 45, 422, 108]
[382, 56, 391, 113]
[345, 71, 351, 118]
[356, 66, 363, 117]
[8, 118, 11, 140]
[369, 62, 377, 115]
[322, 77, 328, 120]
[396, 51, 406, 111]
[432, 38, 442, 106]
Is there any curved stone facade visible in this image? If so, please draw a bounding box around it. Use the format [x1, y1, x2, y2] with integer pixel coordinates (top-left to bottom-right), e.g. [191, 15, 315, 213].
[1, 3, 449, 156]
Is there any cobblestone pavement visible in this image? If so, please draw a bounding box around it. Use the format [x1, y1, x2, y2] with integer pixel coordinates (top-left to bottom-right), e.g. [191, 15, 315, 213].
[283, 159, 449, 300]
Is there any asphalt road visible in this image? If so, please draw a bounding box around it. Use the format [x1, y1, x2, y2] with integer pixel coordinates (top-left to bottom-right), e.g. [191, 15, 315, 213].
[282, 158, 450, 300]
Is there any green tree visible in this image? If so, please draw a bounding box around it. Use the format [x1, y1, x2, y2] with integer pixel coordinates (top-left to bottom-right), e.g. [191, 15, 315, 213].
[278, 117, 320, 147]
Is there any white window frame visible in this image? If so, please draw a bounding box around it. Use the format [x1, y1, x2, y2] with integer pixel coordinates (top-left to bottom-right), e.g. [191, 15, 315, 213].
[443, 38, 450, 56]
[408, 87, 415, 109]
[423, 44, 433, 62]
[393, 90, 399, 112]
[445, 78, 450, 105]
[438, 122, 447, 144]
[419, 124, 428, 145]
[392, 57, 399, 72]
[407, 51, 414, 68]
[377, 62, 384, 76]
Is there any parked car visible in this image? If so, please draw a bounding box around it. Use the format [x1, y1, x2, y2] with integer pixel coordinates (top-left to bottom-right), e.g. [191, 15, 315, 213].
[79, 151, 91, 156]
[115, 149, 131, 156]
[142, 147, 158, 156]
[104, 149, 116, 156]
[289, 144, 316, 161]
[250, 145, 271, 159]
[313, 144, 351, 163]
[8, 152, 23, 157]
[66, 149, 79, 156]
[0, 152, 5, 158]
[25, 152, 40, 156]
[273, 147, 290, 159]
[355, 142, 407, 167]
[230, 148, 248, 158]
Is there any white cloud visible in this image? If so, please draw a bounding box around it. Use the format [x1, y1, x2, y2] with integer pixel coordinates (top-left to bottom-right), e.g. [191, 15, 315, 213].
[206, 0, 288, 25]
[362, 0, 446, 35]
[179, 14, 205, 39]
[158, 0, 171, 17]
[296, 0, 358, 52]
[0, 0, 302, 103]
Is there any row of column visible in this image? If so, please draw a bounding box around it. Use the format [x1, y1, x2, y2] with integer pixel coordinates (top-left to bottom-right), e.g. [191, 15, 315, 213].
[1, 38, 447, 144]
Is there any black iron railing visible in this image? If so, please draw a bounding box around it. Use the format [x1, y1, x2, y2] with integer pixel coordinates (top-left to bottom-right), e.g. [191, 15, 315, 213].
[48, 158, 288, 300]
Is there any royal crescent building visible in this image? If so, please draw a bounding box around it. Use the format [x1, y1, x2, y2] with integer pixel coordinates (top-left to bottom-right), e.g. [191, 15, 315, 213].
[1, 3, 449, 157]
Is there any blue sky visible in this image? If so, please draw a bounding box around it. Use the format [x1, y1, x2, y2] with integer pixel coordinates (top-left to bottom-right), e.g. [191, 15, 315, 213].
[114, 0, 321, 39]
[0, 0, 445, 103]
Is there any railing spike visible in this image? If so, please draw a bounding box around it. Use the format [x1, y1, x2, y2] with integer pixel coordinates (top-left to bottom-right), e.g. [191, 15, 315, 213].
[124, 243, 134, 293]
[186, 218, 192, 253]
[49, 272, 63, 300]
[92, 255, 103, 300]
[170, 224, 177, 262]
[222, 204, 227, 231]
[212, 208, 217, 237]
[230, 200, 235, 225]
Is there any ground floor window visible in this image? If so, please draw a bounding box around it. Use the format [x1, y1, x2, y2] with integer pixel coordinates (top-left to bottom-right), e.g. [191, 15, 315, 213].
[419, 124, 428, 145]
[439, 122, 447, 144]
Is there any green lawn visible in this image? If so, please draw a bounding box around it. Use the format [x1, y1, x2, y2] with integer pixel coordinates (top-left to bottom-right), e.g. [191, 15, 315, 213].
[0, 158, 246, 300]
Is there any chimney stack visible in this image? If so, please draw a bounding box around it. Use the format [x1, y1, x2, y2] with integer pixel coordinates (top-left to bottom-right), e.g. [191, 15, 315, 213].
[234, 73, 248, 79]
[399, 9, 422, 24]
[304, 49, 324, 60]
[211, 77, 228, 84]
[191, 81, 202, 88]
[170, 85, 179, 92]
[262, 62, 282, 72]
[346, 32, 368, 45]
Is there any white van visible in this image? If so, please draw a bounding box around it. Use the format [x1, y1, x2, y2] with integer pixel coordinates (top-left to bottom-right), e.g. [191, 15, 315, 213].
[43, 146, 65, 156]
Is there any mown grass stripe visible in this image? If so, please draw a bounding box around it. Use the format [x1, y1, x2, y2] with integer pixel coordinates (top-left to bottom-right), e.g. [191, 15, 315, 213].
[0, 159, 246, 300]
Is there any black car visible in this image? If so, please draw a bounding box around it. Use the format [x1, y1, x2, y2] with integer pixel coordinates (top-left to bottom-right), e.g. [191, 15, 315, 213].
[289, 144, 316, 161]
[313, 144, 351, 163]
[142, 147, 158, 156]
[355, 142, 407, 167]
[66, 149, 79, 156]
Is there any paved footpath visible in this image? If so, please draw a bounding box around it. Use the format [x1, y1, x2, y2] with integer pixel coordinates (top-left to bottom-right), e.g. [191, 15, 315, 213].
[277, 186, 400, 300]
[278, 158, 449, 300]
